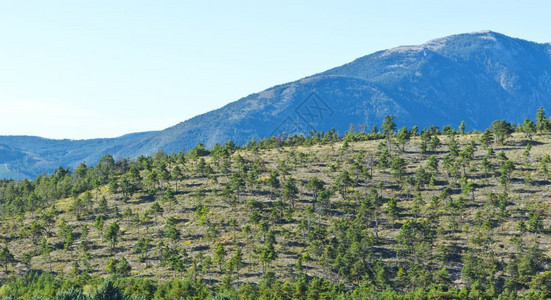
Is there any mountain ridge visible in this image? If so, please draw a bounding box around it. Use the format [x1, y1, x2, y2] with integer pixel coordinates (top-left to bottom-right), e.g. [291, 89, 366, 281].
[2, 31, 551, 179]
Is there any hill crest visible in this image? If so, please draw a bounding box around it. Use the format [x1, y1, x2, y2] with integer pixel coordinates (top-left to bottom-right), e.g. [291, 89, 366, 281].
[3, 31, 551, 179]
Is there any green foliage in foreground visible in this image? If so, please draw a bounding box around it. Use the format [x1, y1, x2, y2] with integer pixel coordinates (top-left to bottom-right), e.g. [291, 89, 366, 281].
[0, 271, 550, 300]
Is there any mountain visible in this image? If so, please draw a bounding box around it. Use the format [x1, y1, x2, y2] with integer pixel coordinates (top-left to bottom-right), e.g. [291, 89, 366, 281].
[0, 132, 156, 180]
[109, 31, 551, 154]
[2, 30, 551, 179]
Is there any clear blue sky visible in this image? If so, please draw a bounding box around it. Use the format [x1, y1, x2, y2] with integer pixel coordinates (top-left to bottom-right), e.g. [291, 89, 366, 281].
[1, 0, 550, 139]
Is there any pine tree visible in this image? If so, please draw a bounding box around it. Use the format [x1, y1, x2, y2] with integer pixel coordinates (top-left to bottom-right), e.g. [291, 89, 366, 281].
[214, 242, 226, 272]
[459, 120, 466, 135]
[91, 279, 124, 300]
[536, 107, 546, 133]
[117, 257, 132, 277]
[0, 245, 14, 272]
[266, 171, 280, 199]
[282, 177, 299, 208]
[104, 221, 120, 252]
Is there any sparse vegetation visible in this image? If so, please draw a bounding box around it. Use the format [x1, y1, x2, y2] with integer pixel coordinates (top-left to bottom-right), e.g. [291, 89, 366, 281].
[1, 110, 551, 298]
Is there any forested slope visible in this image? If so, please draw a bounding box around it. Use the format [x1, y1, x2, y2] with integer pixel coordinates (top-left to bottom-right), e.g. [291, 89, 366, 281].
[1, 112, 551, 299]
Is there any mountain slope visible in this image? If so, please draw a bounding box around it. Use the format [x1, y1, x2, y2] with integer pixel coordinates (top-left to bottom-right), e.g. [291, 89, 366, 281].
[2, 31, 551, 179]
[126, 31, 551, 154]
[1, 129, 551, 298]
[0, 131, 156, 179]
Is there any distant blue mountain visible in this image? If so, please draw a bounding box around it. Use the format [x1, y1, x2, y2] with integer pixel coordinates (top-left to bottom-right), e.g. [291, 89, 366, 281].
[2, 31, 551, 179]
[0, 132, 156, 179]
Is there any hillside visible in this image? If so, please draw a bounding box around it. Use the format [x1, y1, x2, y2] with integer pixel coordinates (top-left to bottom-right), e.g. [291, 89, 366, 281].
[0, 114, 551, 298]
[3, 31, 551, 180]
[0, 132, 156, 180]
[146, 31, 551, 152]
